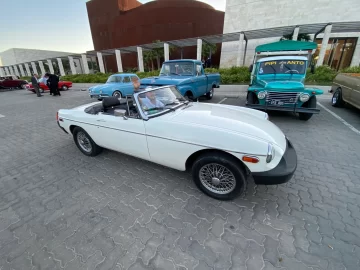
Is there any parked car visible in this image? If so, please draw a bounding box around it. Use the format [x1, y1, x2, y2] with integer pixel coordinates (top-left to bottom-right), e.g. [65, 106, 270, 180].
[247, 40, 323, 121]
[57, 85, 297, 200]
[88, 73, 139, 100]
[140, 59, 220, 100]
[0, 75, 28, 89]
[331, 73, 360, 109]
[26, 77, 72, 93]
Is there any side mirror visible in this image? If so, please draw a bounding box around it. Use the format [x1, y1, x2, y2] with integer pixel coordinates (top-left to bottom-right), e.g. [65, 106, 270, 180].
[249, 64, 253, 73]
[114, 109, 127, 120]
[310, 64, 315, 74]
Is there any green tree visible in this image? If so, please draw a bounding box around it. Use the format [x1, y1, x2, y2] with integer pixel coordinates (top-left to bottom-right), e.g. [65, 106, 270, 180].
[202, 43, 217, 59]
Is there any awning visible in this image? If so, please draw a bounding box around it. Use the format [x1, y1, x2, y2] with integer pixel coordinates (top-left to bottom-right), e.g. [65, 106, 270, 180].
[255, 40, 318, 53]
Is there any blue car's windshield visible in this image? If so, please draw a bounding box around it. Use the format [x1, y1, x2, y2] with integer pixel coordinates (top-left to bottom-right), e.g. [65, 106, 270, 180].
[258, 59, 307, 75]
[160, 62, 194, 76]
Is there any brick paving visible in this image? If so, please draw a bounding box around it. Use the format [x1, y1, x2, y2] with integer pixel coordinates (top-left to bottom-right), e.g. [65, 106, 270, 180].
[0, 88, 360, 270]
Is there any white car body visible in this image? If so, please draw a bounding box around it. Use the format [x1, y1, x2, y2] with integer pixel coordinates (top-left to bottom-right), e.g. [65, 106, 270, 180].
[57, 86, 297, 199]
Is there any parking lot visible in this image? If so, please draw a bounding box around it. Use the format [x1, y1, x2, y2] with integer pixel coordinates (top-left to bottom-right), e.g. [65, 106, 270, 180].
[0, 86, 360, 270]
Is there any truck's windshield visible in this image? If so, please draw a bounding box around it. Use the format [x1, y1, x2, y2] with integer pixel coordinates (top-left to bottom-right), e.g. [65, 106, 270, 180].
[258, 60, 306, 75]
[160, 61, 194, 76]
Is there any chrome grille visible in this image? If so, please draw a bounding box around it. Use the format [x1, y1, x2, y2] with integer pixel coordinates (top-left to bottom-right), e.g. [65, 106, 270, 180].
[266, 91, 299, 104]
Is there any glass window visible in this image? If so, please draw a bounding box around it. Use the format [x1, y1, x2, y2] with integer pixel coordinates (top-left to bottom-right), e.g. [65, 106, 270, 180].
[106, 76, 117, 83]
[196, 64, 204, 76]
[115, 76, 122, 83]
[160, 61, 194, 76]
[123, 76, 131, 83]
[258, 60, 307, 75]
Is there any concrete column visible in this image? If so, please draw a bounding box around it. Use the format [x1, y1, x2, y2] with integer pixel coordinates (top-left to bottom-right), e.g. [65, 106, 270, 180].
[57, 58, 65, 76]
[164, 43, 170, 61]
[237, 33, 245, 67]
[81, 54, 90, 74]
[197, 39, 202, 61]
[5, 67, 10, 75]
[137, 47, 144, 72]
[0, 68, 4, 77]
[9, 66, 14, 75]
[19, 65, 25, 77]
[68, 56, 77, 75]
[13, 65, 20, 77]
[115, 50, 123, 73]
[292, 26, 300, 41]
[38, 61, 46, 75]
[24, 63, 31, 76]
[30, 62, 38, 75]
[350, 37, 360, 67]
[47, 59, 54, 74]
[96, 52, 105, 73]
[316, 24, 332, 67]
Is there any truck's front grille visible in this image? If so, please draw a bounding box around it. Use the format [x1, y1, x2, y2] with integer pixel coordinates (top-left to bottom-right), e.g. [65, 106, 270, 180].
[266, 91, 299, 103]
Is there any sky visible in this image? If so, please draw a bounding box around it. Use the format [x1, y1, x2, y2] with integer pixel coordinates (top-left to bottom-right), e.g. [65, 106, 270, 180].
[0, 0, 226, 55]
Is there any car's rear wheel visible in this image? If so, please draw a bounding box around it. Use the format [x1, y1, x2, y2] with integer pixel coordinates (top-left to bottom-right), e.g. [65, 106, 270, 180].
[73, 127, 102, 157]
[62, 85, 69, 91]
[113, 90, 122, 99]
[206, 87, 214, 100]
[19, 83, 26, 89]
[332, 88, 343, 107]
[192, 153, 247, 200]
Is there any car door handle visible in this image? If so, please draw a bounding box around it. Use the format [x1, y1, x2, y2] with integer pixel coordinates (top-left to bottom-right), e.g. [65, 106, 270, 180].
[96, 119, 106, 122]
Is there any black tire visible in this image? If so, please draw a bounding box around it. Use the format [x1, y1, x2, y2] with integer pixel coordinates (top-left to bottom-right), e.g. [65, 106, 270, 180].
[331, 88, 343, 107]
[73, 127, 102, 157]
[246, 91, 258, 104]
[40, 87, 44, 93]
[112, 90, 122, 99]
[97, 98, 103, 101]
[192, 153, 247, 200]
[19, 83, 26, 89]
[299, 96, 317, 121]
[184, 91, 194, 101]
[62, 85, 69, 91]
[206, 87, 214, 100]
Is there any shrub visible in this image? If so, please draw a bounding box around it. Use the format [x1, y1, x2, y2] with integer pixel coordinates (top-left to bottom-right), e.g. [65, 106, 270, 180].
[341, 66, 360, 73]
[305, 65, 337, 83]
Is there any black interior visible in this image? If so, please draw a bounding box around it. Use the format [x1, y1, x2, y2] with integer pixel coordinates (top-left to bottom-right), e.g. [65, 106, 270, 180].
[85, 96, 137, 116]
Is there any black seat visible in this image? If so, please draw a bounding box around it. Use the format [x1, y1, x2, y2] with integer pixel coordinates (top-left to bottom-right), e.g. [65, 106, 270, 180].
[102, 96, 134, 115]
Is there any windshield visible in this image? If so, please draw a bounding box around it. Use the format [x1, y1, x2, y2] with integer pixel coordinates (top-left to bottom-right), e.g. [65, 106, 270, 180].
[137, 86, 187, 116]
[258, 59, 307, 75]
[160, 61, 194, 76]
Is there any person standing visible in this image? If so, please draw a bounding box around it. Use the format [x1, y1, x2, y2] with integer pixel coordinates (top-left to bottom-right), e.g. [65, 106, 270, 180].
[31, 74, 42, 97]
[46, 73, 61, 96]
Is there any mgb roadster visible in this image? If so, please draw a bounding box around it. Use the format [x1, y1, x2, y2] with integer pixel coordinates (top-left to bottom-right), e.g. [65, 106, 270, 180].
[57, 86, 297, 200]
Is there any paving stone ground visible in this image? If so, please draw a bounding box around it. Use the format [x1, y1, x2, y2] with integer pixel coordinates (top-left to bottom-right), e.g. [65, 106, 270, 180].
[0, 87, 360, 270]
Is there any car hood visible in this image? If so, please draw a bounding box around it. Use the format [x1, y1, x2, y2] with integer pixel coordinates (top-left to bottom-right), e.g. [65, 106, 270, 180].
[159, 102, 287, 150]
[141, 76, 192, 86]
[257, 77, 305, 91]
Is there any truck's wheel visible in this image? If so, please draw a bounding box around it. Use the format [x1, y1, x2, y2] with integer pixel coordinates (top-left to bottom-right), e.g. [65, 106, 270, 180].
[206, 88, 214, 100]
[192, 153, 247, 200]
[185, 91, 194, 101]
[246, 91, 258, 104]
[332, 88, 343, 107]
[299, 96, 316, 121]
[73, 127, 102, 157]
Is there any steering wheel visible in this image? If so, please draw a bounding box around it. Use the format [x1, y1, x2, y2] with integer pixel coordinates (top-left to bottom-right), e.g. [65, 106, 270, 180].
[285, 70, 299, 74]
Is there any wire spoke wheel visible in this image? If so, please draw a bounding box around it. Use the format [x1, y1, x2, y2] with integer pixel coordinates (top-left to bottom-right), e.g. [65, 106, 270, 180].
[199, 163, 236, 195]
[77, 131, 92, 153]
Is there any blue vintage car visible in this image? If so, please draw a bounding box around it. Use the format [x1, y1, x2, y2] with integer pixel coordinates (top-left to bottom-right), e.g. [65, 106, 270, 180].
[140, 59, 220, 100]
[88, 73, 139, 100]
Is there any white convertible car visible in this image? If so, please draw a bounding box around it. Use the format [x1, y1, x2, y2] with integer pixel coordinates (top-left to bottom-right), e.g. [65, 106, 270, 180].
[57, 85, 297, 200]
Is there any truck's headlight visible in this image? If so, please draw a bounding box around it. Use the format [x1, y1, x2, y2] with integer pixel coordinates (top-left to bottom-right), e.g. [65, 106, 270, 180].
[257, 91, 267, 99]
[266, 143, 275, 163]
[299, 93, 310, 102]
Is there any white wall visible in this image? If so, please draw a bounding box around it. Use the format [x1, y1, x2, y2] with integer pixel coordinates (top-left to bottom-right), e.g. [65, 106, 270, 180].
[0, 48, 75, 66]
[220, 0, 360, 68]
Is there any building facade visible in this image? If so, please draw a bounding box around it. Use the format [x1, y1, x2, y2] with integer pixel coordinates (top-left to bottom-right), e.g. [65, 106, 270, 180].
[220, 0, 360, 69]
[86, 0, 225, 71]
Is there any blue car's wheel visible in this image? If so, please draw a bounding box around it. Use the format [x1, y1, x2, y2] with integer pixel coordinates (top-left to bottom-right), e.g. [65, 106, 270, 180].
[113, 91, 122, 99]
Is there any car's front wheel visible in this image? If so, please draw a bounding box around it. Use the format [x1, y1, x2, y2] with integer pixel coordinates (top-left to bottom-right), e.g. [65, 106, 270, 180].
[192, 153, 247, 200]
[332, 88, 343, 107]
[112, 90, 122, 99]
[62, 85, 69, 91]
[73, 127, 102, 157]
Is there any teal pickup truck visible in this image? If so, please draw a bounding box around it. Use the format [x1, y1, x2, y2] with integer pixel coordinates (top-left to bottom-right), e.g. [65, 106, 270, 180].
[246, 40, 323, 121]
[140, 59, 220, 100]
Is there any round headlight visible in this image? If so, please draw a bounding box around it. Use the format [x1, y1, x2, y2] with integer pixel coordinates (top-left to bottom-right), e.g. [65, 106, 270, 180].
[299, 93, 310, 102]
[257, 91, 267, 99]
[266, 143, 275, 163]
